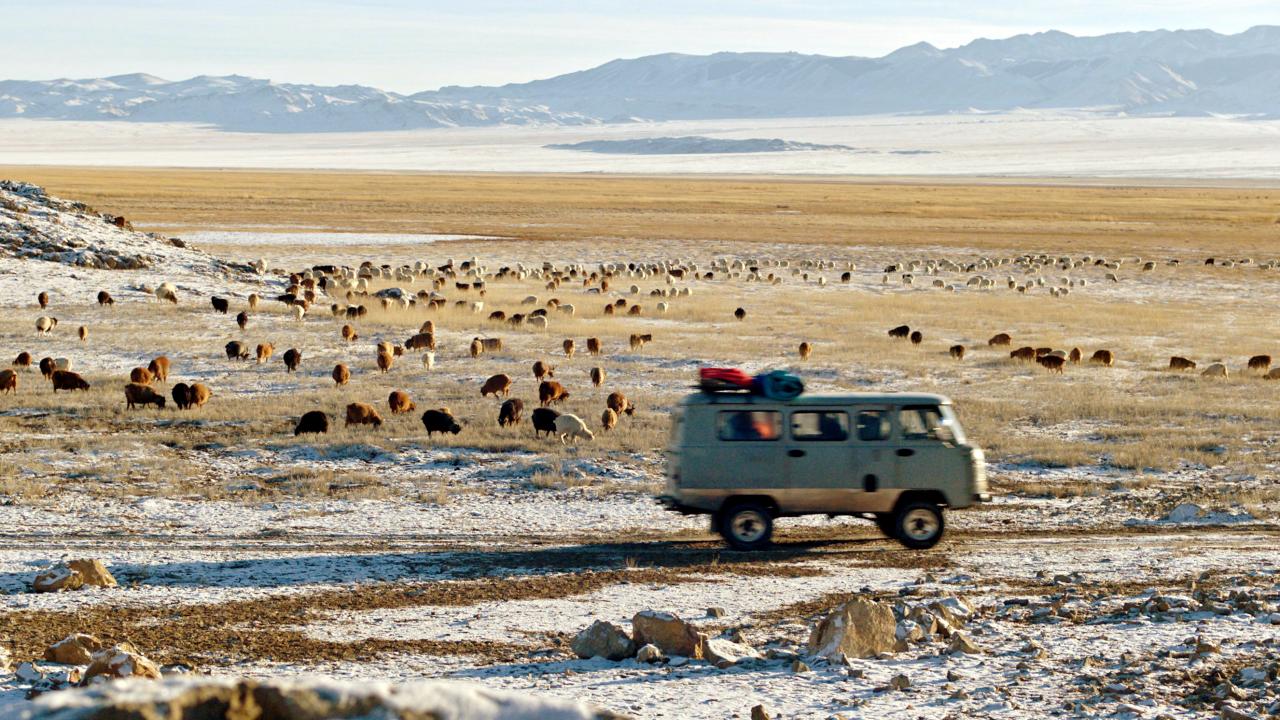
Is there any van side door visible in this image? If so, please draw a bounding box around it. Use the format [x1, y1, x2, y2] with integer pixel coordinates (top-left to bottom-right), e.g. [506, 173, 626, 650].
[699, 409, 785, 490]
[892, 404, 963, 498]
[850, 406, 898, 513]
[782, 409, 855, 512]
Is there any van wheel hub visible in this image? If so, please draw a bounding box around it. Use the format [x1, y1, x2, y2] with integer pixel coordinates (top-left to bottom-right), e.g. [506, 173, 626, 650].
[730, 510, 768, 543]
[901, 508, 940, 541]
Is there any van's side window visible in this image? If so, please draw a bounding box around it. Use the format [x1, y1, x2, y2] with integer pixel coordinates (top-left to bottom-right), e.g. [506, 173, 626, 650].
[899, 405, 944, 440]
[856, 411, 889, 441]
[790, 411, 849, 441]
[718, 411, 781, 441]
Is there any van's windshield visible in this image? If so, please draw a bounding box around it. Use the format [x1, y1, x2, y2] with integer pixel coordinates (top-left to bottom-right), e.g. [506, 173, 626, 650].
[899, 404, 966, 444]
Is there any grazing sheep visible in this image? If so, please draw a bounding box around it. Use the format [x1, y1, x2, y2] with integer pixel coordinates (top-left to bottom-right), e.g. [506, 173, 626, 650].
[376, 351, 394, 373]
[13, 352, 31, 370]
[607, 391, 636, 416]
[422, 351, 436, 370]
[345, 402, 384, 428]
[130, 367, 154, 385]
[283, 348, 302, 372]
[1265, 368, 1280, 380]
[601, 408, 618, 431]
[1010, 347, 1036, 362]
[888, 325, 910, 339]
[1037, 355, 1066, 373]
[291, 305, 306, 322]
[479, 338, 503, 353]
[469, 339, 483, 358]
[332, 363, 350, 385]
[405, 332, 434, 350]
[78, 326, 87, 342]
[909, 330, 923, 345]
[37, 291, 49, 309]
[247, 293, 259, 310]
[563, 339, 576, 358]
[376, 341, 395, 357]
[421, 408, 462, 437]
[627, 305, 642, 316]
[590, 366, 605, 387]
[1035, 347, 1053, 358]
[1169, 356, 1197, 371]
[124, 382, 166, 409]
[586, 337, 603, 356]
[51, 370, 90, 392]
[97, 290, 114, 306]
[39, 357, 56, 379]
[1089, 349, 1115, 367]
[799, 342, 812, 360]
[532, 407, 561, 438]
[988, 333, 1012, 346]
[733, 307, 746, 321]
[155, 283, 178, 304]
[481, 374, 513, 398]
[498, 398, 525, 427]
[603, 304, 615, 316]
[539, 380, 570, 406]
[171, 382, 191, 409]
[949, 344, 965, 360]
[211, 297, 230, 314]
[225, 341, 250, 360]
[533, 361, 554, 380]
[235, 311, 249, 330]
[0, 369, 16, 394]
[1202, 363, 1228, 378]
[252, 343, 272, 365]
[1068, 347, 1083, 364]
[294, 410, 330, 435]
[554, 413, 595, 444]
[187, 383, 211, 408]
[1247, 354, 1272, 372]
[148, 356, 170, 382]
[35, 316, 57, 335]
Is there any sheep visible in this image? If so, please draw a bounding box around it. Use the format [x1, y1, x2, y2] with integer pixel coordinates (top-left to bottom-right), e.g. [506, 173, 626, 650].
[171, 382, 191, 409]
[78, 326, 87, 342]
[294, 410, 330, 435]
[225, 341, 250, 360]
[130, 367, 154, 385]
[1035, 347, 1053, 358]
[733, 307, 746, 321]
[1089, 350, 1115, 367]
[539, 380, 570, 406]
[1169, 356, 1197, 371]
[148, 356, 170, 382]
[211, 297, 230, 314]
[949, 344, 966, 360]
[332, 363, 350, 385]
[1265, 368, 1280, 380]
[799, 342, 812, 360]
[587, 338, 603, 356]
[35, 316, 57, 335]
[590, 366, 606, 387]
[13, 352, 31, 370]
[1010, 347, 1036, 362]
[533, 361, 554, 381]
[1201, 363, 1228, 378]
[469, 339, 484, 358]
[51, 370, 90, 392]
[155, 283, 178, 304]
[422, 351, 436, 370]
[988, 333, 1012, 346]
[405, 332, 434, 350]
[376, 350, 394, 373]
[480, 338, 503, 353]
[528, 315, 549, 330]
[247, 293, 259, 310]
[1037, 355, 1066, 373]
[888, 325, 910, 339]
[235, 312, 249, 330]
[124, 382, 166, 409]
[498, 398, 525, 427]
[601, 408, 618, 431]
[421, 408, 462, 436]
[187, 383, 211, 408]
[345, 402, 384, 428]
[910, 330, 923, 345]
[1247, 355, 1272, 372]
[0, 369, 16, 394]
[607, 391, 635, 416]
[37, 291, 49, 309]
[292, 305, 307, 322]
[563, 339, 576, 358]
[1069, 347, 1083, 364]
[283, 348, 302, 372]
[39, 357, 56, 380]
[554, 413, 595, 444]
[97, 290, 114, 306]
[481, 374, 513, 398]
[629, 333, 653, 351]
[532, 407, 561, 438]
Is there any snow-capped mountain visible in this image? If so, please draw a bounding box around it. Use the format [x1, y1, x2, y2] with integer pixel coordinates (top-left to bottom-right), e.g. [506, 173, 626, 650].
[2, 26, 1277, 132]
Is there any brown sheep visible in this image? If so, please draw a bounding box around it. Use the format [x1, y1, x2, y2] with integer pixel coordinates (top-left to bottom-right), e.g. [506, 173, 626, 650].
[342, 324, 360, 343]
[0, 369, 16, 394]
[51, 370, 90, 392]
[225, 341, 250, 361]
[283, 348, 302, 372]
[603, 304, 615, 316]
[236, 311, 249, 330]
[1034, 347, 1054, 358]
[420, 320, 435, 334]
[1037, 355, 1066, 373]
[13, 352, 32, 370]
[187, 383, 212, 408]
[988, 333, 1012, 346]
[171, 382, 191, 409]
[332, 363, 350, 385]
[909, 330, 923, 345]
[422, 408, 462, 436]
[888, 325, 910, 339]
[563, 339, 576, 358]
[147, 356, 170, 382]
[130, 367, 154, 385]
[533, 360, 554, 381]
[1248, 354, 1272, 372]
[405, 332, 434, 350]
[1068, 347, 1083, 364]
[294, 410, 330, 435]
[628, 304, 642, 316]
[498, 398, 524, 427]
[1266, 368, 1280, 380]
[481, 374, 513, 398]
[97, 290, 114, 306]
[211, 296, 230, 314]
[125, 382, 166, 409]
[376, 351, 394, 373]
[1169, 356, 1197, 371]
[601, 407, 618, 431]
[39, 357, 56, 379]
[37, 291, 49, 309]
[469, 338, 483, 358]
[247, 293, 260, 310]
[345, 402, 384, 428]
[480, 338, 503, 352]
[539, 380, 570, 406]
[949, 344, 966, 360]
[606, 391, 635, 416]
[388, 390, 416, 414]
[590, 366, 605, 386]
[586, 337, 603, 356]
[1010, 346, 1036, 362]
[255, 343, 274, 365]
[798, 342, 812, 360]
[1089, 349, 1115, 367]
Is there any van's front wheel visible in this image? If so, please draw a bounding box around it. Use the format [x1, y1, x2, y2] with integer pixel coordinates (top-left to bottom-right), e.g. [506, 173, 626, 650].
[892, 501, 945, 550]
[718, 502, 773, 551]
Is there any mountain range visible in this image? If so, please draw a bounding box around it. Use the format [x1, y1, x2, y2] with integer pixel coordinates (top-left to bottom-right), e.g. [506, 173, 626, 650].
[3, 26, 1278, 132]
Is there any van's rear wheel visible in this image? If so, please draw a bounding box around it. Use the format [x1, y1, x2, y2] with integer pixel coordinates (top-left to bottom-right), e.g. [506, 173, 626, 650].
[718, 502, 773, 551]
[891, 501, 945, 550]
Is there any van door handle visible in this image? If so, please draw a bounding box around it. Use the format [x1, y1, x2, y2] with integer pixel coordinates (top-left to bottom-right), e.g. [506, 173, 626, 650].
[896, 448, 915, 457]
[788, 449, 806, 458]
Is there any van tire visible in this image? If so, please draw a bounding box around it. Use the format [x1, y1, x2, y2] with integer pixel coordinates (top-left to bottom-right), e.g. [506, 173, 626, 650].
[718, 501, 773, 551]
[891, 501, 945, 550]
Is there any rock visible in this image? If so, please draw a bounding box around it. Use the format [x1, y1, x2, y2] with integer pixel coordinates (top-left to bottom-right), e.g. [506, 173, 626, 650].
[947, 632, 984, 655]
[889, 673, 911, 690]
[83, 643, 162, 683]
[791, 659, 811, 673]
[929, 597, 974, 626]
[751, 704, 773, 720]
[699, 635, 763, 668]
[1221, 706, 1257, 720]
[32, 564, 83, 593]
[0, 644, 9, 673]
[946, 669, 965, 682]
[571, 620, 636, 661]
[897, 620, 925, 643]
[66, 559, 117, 588]
[706, 607, 726, 618]
[634, 644, 663, 663]
[631, 611, 702, 658]
[45, 634, 103, 665]
[807, 597, 897, 659]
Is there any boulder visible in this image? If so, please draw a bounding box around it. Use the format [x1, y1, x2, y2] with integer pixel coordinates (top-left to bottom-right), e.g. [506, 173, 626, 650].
[571, 620, 636, 661]
[67, 559, 118, 588]
[635, 644, 664, 663]
[806, 597, 897, 660]
[45, 634, 103, 665]
[32, 565, 82, 593]
[946, 632, 984, 655]
[631, 611, 702, 659]
[83, 644, 162, 683]
[698, 635, 763, 668]
[751, 705, 773, 720]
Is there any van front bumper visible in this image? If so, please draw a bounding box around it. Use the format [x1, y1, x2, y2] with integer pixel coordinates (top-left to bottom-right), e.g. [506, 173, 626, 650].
[656, 495, 707, 516]
[974, 492, 992, 503]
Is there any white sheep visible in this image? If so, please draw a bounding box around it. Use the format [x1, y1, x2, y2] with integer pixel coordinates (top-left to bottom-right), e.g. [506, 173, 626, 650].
[35, 316, 57, 335]
[554, 413, 595, 444]
[292, 305, 306, 321]
[422, 351, 436, 370]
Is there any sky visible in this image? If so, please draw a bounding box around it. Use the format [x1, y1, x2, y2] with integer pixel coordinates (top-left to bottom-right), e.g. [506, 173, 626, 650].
[3, 0, 1275, 92]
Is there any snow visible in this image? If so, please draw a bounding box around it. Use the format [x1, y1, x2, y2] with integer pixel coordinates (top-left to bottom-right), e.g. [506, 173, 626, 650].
[546, 136, 860, 154]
